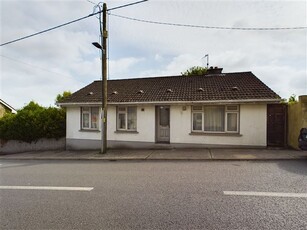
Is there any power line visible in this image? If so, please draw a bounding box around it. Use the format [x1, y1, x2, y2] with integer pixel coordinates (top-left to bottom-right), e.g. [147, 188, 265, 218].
[108, 0, 148, 11]
[0, 54, 72, 78]
[110, 13, 307, 31]
[1, 0, 305, 47]
[86, 0, 96, 5]
[0, 0, 148, 47]
[0, 14, 94, 47]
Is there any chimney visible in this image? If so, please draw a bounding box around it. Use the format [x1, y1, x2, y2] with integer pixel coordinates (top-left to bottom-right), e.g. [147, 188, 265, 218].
[207, 66, 223, 74]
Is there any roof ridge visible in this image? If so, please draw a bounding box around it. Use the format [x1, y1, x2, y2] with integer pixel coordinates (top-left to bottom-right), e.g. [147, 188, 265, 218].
[93, 71, 254, 82]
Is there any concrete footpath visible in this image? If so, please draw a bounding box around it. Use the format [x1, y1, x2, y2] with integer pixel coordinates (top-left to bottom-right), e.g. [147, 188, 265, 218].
[0, 148, 307, 161]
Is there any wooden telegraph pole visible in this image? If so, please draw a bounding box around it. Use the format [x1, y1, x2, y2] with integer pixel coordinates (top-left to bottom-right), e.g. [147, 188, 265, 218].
[102, 3, 108, 154]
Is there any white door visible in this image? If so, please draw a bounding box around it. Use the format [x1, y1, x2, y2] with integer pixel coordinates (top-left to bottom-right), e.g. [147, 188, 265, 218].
[156, 106, 170, 143]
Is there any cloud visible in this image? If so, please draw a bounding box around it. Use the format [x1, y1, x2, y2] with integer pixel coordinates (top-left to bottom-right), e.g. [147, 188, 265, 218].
[254, 65, 307, 99]
[109, 57, 144, 79]
[0, 0, 306, 109]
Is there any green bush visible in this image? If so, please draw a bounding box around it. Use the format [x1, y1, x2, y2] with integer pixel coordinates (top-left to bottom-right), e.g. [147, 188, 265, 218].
[0, 101, 66, 143]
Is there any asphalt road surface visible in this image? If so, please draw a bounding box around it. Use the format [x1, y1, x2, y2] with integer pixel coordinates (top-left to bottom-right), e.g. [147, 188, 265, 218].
[1, 159, 307, 229]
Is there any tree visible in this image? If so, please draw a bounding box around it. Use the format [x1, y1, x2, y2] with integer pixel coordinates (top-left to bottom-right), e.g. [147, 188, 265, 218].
[0, 101, 66, 142]
[280, 94, 298, 104]
[288, 94, 297, 104]
[55, 91, 72, 104]
[181, 66, 208, 76]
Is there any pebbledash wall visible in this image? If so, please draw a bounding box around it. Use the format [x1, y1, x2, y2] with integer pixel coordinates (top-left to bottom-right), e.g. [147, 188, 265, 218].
[66, 104, 267, 150]
[0, 138, 66, 153]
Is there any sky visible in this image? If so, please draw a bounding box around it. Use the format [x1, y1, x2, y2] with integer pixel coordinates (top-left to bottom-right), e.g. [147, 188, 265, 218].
[0, 0, 306, 109]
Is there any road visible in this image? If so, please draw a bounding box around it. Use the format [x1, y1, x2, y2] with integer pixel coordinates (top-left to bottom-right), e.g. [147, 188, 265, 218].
[1, 160, 307, 229]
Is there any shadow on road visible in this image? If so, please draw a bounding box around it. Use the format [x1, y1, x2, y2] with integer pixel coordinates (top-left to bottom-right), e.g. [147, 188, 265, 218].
[276, 159, 307, 176]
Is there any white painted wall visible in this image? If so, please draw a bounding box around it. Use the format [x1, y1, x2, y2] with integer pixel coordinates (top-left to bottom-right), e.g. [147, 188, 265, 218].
[170, 104, 267, 146]
[66, 103, 267, 147]
[108, 105, 155, 142]
[66, 107, 101, 140]
[66, 105, 155, 142]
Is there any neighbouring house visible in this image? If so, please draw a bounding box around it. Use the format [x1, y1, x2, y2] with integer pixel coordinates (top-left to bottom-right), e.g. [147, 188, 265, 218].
[58, 68, 282, 150]
[0, 99, 17, 118]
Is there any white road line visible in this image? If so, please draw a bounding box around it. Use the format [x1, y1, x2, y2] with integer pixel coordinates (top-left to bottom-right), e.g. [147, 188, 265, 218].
[0, 186, 93, 191]
[224, 191, 307, 198]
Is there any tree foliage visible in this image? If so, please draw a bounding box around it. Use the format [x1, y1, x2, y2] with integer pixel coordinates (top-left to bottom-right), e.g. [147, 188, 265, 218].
[56, 91, 72, 104]
[281, 94, 298, 104]
[181, 66, 208, 76]
[288, 94, 297, 104]
[0, 101, 66, 143]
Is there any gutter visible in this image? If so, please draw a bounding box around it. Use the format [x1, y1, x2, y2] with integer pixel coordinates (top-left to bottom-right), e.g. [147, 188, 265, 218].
[58, 99, 281, 107]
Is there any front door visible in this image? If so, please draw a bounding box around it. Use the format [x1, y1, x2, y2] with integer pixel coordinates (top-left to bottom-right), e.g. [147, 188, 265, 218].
[156, 106, 170, 143]
[267, 104, 287, 147]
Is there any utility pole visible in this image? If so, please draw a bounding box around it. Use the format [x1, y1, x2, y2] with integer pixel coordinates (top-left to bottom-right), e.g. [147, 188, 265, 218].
[93, 1, 148, 154]
[102, 3, 108, 154]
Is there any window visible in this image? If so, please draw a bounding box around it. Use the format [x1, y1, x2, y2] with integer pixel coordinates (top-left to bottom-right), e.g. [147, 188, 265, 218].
[226, 106, 239, 132]
[203, 106, 225, 132]
[193, 113, 203, 131]
[81, 107, 99, 130]
[117, 106, 137, 131]
[192, 105, 239, 133]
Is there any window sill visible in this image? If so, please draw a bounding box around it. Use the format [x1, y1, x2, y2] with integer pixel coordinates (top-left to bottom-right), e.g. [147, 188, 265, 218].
[114, 130, 139, 134]
[79, 129, 100, 132]
[189, 132, 242, 137]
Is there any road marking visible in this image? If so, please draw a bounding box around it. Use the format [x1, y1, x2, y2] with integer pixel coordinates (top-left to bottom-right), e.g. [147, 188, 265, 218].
[0, 186, 93, 191]
[224, 191, 307, 198]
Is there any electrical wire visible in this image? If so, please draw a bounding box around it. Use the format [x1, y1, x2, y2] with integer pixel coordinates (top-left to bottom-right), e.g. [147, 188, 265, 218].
[0, 54, 72, 78]
[107, 0, 148, 11]
[1, 0, 305, 47]
[0, 0, 148, 47]
[110, 13, 307, 31]
[86, 0, 96, 5]
[0, 13, 96, 47]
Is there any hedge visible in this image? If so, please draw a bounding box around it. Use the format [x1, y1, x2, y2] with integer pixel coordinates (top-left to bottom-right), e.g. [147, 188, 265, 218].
[0, 101, 66, 143]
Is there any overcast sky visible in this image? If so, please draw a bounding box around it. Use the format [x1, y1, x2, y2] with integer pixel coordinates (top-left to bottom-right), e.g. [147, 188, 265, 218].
[1, 0, 306, 109]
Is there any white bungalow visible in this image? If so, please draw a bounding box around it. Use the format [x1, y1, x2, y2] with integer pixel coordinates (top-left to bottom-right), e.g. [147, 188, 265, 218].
[58, 68, 282, 150]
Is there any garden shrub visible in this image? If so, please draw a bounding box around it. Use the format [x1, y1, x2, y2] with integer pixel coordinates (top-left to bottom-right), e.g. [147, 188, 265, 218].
[0, 101, 66, 143]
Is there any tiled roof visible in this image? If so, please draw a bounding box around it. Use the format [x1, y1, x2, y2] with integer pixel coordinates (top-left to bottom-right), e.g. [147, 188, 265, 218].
[61, 72, 280, 104]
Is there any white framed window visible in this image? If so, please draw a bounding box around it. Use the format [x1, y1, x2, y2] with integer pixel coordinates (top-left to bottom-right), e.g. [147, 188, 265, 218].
[226, 105, 239, 132]
[204, 106, 225, 132]
[191, 105, 239, 133]
[81, 107, 99, 130]
[117, 106, 137, 131]
[192, 106, 203, 131]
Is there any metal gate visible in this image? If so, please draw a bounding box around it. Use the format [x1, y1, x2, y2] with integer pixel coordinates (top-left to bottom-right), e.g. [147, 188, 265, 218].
[267, 104, 287, 147]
